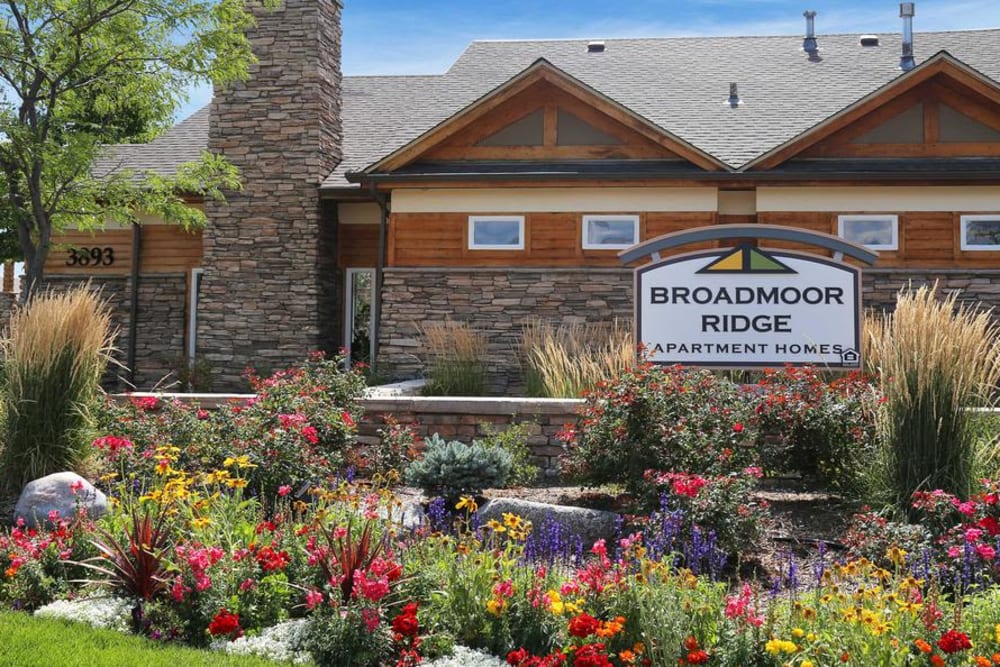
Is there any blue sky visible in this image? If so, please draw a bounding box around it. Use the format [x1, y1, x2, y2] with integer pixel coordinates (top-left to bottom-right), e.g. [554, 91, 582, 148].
[179, 0, 1000, 119]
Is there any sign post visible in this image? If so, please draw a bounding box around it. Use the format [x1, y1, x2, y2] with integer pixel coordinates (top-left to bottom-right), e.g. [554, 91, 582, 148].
[620, 225, 879, 370]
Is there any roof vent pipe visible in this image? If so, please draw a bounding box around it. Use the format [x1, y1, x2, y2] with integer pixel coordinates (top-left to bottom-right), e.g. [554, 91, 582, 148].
[728, 83, 741, 107]
[900, 2, 916, 71]
[587, 40, 605, 53]
[802, 10, 818, 54]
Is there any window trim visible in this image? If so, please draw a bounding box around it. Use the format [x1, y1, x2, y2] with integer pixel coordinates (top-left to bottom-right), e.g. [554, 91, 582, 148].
[468, 215, 525, 250]
[960, 214, 1000, 251]
[582, 214, 640, 250]
[837, 214, 898, 251]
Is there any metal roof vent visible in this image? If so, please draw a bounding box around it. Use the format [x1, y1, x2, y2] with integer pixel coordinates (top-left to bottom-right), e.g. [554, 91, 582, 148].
[587, 41, 606, 53]
[727, 83, 742, 108]
[900, 2, 916, 71]
[859, 34, 880, 47]
[802, 10, 818, 54]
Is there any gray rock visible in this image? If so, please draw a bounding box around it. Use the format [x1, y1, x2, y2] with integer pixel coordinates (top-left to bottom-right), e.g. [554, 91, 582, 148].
[477, 497, 620, 549]
[401, 502, 427, 531]
[13, 472, 108, 528]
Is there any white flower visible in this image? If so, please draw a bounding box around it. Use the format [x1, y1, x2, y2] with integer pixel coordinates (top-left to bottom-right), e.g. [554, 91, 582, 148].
[222, 619, 311, 664]
[34, 596, 133, 632]
[425, 645, 505, 667]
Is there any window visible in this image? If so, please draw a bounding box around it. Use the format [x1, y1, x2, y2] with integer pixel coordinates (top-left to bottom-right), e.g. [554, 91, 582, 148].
[838, 215, 898, 250]
[961, 215, 1000, 250]
[468, 216, 524, 250]
[582, 214, 640, 249]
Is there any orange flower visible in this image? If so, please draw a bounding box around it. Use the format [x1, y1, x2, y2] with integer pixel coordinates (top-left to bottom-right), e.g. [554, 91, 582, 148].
[931, 656, 945, 667]
[618, 650, 636, 664]
[840, 652, 850, 663]
[974, 656, 992, 667]
[597, 617, 626, 638]
[915, 639, 933, 654]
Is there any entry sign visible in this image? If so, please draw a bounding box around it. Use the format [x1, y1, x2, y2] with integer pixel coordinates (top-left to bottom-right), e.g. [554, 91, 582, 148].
[637, 245, 861, 368]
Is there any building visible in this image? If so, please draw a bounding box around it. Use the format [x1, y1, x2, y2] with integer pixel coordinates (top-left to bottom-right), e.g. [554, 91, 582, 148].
[43, 0, 1000, 391]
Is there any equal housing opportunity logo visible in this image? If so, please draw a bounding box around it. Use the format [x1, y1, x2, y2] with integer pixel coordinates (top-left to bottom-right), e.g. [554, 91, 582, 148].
[626, 232, 869, 369]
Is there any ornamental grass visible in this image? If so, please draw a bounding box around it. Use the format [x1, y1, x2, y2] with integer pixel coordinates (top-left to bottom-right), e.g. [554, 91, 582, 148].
[519, 319, 633, 398]
[418, 319, 488, 396]
[864, 283, 1000, 511]
[0, 285, 115, 493]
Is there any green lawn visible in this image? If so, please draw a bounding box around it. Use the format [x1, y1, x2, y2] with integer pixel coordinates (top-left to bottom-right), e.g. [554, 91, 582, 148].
[0, 612, 296, 667]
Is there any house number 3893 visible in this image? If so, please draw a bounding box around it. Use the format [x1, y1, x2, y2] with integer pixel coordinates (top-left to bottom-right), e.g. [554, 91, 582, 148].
[65, 247, 115, 267]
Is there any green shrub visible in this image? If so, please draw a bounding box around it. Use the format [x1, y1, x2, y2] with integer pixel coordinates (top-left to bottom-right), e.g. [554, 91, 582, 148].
[753, 366, 879, 490]
[303, 608, 391, 667]
[405, 434, 512, 501]
[864, 285, 1000, 510]
[418, 320, 487, 396]
[477, 422, 539, 487]
[560, 362, 756, 495]
[0, 286, 114, 493]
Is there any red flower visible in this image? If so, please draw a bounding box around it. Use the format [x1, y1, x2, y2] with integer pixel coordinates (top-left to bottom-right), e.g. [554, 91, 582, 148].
[687, 650, 710, 664]
[207, 609, 242, 638]
[937, 629, 972, 654]
[978, 516, 1000, 537]
[507, 648, 533, 666]
[568, 613, 602, 638]
[732, 422, 744, 433]
[392, 602, 420, 638]
[572, 644, 611, 667]
[341, 411, 355, 428]
[302, 426, 319, 444]
[256, 545, 290, 572]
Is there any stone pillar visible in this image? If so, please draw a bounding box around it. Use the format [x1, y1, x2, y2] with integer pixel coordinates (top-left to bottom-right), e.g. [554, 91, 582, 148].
[199, 0, 342, 388]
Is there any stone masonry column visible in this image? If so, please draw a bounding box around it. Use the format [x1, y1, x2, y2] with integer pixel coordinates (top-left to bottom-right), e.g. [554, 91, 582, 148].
[199, 0, 342, 388]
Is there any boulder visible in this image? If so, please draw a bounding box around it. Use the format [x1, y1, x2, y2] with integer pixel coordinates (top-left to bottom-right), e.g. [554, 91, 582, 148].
[477, 497, 620, 550]
[13, 472, 107, 528]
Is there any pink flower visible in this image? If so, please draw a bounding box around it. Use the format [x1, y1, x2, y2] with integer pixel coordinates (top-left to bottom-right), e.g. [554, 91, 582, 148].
[947, 546, 962, 558]
[964, 527, 983, 543]
[361, 607, 380, 633]
[976, 544, 996, 560]
[196, 409, 210, 420]
[341, 411, 355, 429]
[305, 589, 324, 610]
[493, 580, 514, 599]
[278, 485, 292, 497]
[69, 480, 84, 495]
[302, 426, 319, 444]
[955, 501, 977, 516]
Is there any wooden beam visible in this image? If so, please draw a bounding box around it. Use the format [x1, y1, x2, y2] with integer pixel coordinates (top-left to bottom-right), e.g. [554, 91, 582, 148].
[924, 101, 940, 144]
[543, 104, 558, 147]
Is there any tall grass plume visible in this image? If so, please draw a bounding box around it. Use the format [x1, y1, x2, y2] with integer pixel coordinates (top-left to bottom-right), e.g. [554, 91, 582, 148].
[864, 284, 1000, 510]
[418, 319, 487, 396]
[1, 286, 115, 492]
[520, 319, 633, 398]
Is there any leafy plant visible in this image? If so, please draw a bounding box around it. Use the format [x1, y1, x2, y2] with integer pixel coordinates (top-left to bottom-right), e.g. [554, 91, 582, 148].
[864, 285, 1000, 509]
[418, 320, 487, 396]
[405, 434, 512, 501]
[477, 422, 539, 487]
[312, 516, 386, 605]
[303, 607, 392, 667]
[0, 286, 114, 493]
[76, 504, 172, 603]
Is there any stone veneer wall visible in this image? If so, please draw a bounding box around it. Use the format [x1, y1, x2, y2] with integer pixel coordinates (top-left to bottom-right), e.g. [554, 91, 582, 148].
[863, 269, 1000, 311]
[199, 0, 343, 390]
[0, 292, 16, 334]
[378, 268, 635, 394]
[379, 267, 1000, 391]
[41, 275, 188, 390]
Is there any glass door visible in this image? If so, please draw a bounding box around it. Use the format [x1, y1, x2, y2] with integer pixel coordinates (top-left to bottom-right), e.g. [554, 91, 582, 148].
[344, 268, 375, 366]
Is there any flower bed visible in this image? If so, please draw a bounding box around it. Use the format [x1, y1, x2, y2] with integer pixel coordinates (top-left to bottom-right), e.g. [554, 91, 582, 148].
[4, 357, 1000, 665]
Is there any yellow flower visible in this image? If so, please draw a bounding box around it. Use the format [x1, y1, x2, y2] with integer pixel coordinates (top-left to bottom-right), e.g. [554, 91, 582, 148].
[486, 519, 506, 533]
[223, 455, 254, 469]
[792, 628, 805, 638]
[227, 478, 248, 489]
[545, 590, 564, 615]
[486, 598, 505, 615]
[802, 661, 815, 667]
[764, 639, 798, 655]
[190, 517, 211, 530]
[455, 496, 478, 512]
[995, 624, 1000, 644]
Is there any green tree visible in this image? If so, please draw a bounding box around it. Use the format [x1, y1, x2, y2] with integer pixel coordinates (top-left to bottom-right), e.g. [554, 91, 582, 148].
[0, 0, 261, 300]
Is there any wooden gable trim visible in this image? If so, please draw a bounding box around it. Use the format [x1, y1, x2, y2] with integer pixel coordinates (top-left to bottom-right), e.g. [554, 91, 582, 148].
[747, 53, 1000, 170]
[363, 59, 728, 174]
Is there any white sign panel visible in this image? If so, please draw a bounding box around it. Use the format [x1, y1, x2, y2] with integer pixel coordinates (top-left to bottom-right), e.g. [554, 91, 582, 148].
[636, 245, 861, 368]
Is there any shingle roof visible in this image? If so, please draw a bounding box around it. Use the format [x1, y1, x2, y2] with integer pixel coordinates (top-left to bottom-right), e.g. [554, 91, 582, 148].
[93, 106, 210, 180]
[99, 28, 1000, 190]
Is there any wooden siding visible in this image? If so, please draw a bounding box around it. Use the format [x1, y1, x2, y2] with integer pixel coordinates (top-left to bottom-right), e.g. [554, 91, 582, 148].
[388, 211, 717, 267]
[338, 223, 379, 268]
[759, 211, 1000, 268]
[45, 225, 203, 276]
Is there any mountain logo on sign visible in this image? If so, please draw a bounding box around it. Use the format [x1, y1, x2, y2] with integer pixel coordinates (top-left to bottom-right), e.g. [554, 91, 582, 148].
[696, 244, 796, 274]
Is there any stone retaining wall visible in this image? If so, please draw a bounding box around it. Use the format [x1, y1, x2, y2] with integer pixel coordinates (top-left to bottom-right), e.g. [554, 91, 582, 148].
[122, 392, 583, 476]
